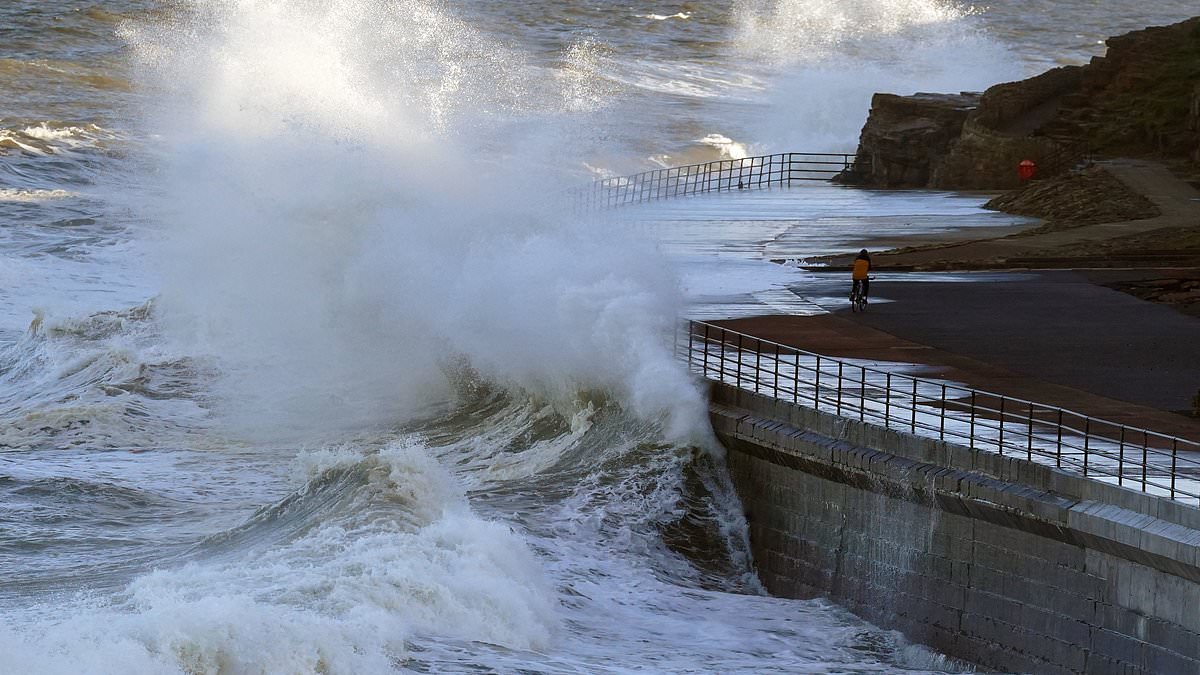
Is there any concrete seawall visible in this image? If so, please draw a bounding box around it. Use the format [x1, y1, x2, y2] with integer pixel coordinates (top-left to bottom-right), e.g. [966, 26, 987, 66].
[709, 382, 1200, 674]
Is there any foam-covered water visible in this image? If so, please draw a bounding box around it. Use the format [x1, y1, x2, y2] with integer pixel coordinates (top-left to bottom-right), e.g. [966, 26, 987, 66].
[2, 1, 1197, 672]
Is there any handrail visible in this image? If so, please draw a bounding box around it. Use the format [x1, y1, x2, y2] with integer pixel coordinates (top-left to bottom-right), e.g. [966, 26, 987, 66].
[1036, 137, 1092, 179]
[681, 319, 1200, 507]
[578, 152, 855, 210]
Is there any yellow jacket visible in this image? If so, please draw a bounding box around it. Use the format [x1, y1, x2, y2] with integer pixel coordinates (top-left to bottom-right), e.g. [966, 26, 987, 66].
[852, 258, 870, 280]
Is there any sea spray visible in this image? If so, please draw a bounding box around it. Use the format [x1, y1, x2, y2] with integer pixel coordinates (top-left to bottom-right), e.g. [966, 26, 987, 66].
[121, 0, 710, 442]
[733, 0, 1023, 150]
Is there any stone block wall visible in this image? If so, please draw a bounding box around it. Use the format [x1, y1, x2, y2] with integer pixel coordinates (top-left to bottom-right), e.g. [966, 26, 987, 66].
[710, 383, 1200, 674]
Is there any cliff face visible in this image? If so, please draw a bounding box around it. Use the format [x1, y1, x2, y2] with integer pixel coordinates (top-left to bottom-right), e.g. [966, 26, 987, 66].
[1191, 84, 1200, 163]
[838, 92, 978, 188]
[842, 17, 1200, 189]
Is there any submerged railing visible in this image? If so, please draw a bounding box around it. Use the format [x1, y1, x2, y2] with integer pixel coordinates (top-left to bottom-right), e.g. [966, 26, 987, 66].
[579, 152, 854, 210]
[681, 320, 1200, 506]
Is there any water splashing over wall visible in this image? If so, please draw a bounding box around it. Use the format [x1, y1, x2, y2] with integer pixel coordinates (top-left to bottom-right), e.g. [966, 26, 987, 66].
[121, 0, 709, 441]
[732, 0, 1022, 150]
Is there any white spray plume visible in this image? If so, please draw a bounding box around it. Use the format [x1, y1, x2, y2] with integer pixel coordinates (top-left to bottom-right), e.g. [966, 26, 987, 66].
[733, 0, 1023, 150]
[122, 0, 708, 441]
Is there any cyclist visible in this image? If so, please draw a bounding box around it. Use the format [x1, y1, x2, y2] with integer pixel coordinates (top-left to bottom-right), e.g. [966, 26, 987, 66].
[851, 249, 871, 304]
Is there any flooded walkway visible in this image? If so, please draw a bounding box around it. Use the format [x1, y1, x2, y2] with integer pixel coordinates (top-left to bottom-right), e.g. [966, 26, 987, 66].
[623, 184, 1200, 440]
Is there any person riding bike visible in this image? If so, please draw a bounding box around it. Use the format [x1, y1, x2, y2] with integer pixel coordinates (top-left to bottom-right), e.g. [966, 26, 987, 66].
[851, 249, 871, 304]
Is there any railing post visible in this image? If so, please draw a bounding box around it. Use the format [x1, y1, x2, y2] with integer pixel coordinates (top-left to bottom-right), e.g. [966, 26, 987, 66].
[884, 372, 891, 429]
[1142, 430, 1149, 492]
[773, 343, 780, 397]
[1118, 426, 1125, 486]
[998, 396, 1005, 455]
[1056, 409, 1063, 468]
[1172, 438, 1178, 499]
[836, 361, 843, 416]
[792, 349, 799, 404]
[969, 391, 976, 449]
[736, 333, 743, 386]
[1027, 403, 1034, 461]
[860, 365, 866, 422]
[687, 321, 694, 369]
[702, 323, 709, 377]
[754, 339, 761, 394]
[1083, 417, 1090, 477]
[719, 327, 726, 382]
[911, 378, 917, 433]
[814, 355, 821, 410]
[940, 384, 947, 439]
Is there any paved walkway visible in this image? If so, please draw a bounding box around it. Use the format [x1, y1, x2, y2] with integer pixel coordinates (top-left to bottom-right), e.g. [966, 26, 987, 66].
[716, 270, 1200, 440]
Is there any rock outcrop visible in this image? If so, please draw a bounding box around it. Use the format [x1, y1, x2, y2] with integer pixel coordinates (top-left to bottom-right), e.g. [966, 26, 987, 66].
[841, 16, 1200, 189]
[1190, 84, 1200, 164]
[835, 92, 978, 188]
[982, 165, 1160, 229]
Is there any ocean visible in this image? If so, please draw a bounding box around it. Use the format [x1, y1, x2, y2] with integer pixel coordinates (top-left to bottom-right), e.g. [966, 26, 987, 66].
[1, 1, 1195, 673]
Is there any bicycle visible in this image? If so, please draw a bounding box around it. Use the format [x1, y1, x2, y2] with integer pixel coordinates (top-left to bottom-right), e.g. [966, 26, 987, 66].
[849, 278, 871, 313]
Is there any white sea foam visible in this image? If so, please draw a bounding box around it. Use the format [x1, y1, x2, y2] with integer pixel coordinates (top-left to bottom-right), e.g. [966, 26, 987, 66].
[643, 12, 691, 21]
[0, 440, 559, 674]
[22, 123, 83, 141]
[0, 188, 75, 202]
[0, 123, 117, 154]
[0, 132, 45, 155]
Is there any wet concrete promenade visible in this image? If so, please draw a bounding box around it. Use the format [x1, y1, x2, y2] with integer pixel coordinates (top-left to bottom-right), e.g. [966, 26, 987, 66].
[621, 184, 1200, 440]
[719, 269, 1200, 440]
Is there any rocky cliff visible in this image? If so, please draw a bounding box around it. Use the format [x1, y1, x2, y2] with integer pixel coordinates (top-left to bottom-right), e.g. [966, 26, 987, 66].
[836, 92, 978, 188]
[1191, 84, 1200, 164]
[840, 17, 1200, 189]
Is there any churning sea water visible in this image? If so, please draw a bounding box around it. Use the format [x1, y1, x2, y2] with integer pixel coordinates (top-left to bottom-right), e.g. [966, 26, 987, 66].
[0, 1, 1196, 673]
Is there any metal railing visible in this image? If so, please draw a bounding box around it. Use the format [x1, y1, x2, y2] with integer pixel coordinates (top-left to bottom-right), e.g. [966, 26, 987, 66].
[1037, 137, 1092, 179]
[682, 320, 1200, 506]
[579, 152, 854, 210]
